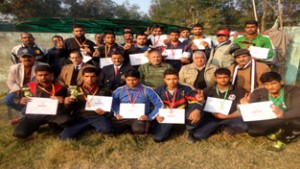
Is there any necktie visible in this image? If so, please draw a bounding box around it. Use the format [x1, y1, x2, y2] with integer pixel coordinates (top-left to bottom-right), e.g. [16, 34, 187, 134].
[115, 67, 119, 75]
[75, 66, 79, 71]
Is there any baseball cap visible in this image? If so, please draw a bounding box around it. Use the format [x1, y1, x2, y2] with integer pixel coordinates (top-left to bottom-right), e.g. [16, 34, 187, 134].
[216, 29, 230, 36]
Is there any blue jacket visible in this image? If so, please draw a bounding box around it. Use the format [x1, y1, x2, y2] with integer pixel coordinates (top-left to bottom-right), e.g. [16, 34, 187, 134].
[112, 84, 163, 120]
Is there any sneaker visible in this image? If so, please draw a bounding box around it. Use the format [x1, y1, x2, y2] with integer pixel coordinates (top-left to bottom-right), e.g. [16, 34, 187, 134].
[267, 140, 286, 152]
[186, 132, 196, 144]
[267, 129, 282, 141]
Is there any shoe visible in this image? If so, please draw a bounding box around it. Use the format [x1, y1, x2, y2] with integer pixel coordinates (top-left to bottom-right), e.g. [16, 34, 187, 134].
[266, 129, 282, 141]
[186, 132, 196, 144]
[267, 140, 286, 152]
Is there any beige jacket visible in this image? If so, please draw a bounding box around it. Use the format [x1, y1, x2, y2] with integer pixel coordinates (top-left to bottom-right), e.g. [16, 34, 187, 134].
[6, 61, 48, 92]
[179, 63, 218, 90]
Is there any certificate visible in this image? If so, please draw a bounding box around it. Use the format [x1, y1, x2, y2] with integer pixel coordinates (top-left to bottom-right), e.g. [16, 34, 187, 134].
[100, 58, 113, 68]
[204, 97, 233, 115]
[249, 46, 270, 59]
[85, 95, 112, 112]
[25, 97, 58, 115]
[151, 34, 168, 47]
[193, 39, 212, 49]
[239, 101, 277, 122]
[165, 49, 183, 60]
[119, 103, 145, 119]
[129, 53, 149, 66]
[80, 49, 92, 63]
[159, 108, 185, 124]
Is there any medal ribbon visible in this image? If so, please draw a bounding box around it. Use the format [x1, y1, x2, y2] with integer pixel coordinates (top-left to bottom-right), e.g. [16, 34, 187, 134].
[165, 88, 178, 110]
[105, 45, 111, 58]
[216, 85, 229, 108]
[171, 43, 179, 58]
[74, 37, 87, 48]
[125, 86, 142, 105]
[80, 86, 99, 107]
[37, 84, 55, 96]
[153, 35, 161, 47]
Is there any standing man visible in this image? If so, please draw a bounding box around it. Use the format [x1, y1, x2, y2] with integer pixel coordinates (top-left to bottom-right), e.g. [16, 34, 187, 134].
[179, 27, 191, 44]
[153, 69, 202, 143]
[48, 35, 65, 80]
[11, 32, 48, 64]
[112, 70, 163, 134]
[234, 20, 274, 60]
[94, 34, 104, 46]
[229, 49, 270, 92]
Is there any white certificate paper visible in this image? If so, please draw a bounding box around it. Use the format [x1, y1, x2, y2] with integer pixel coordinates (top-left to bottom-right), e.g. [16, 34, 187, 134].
[119, 103, 145, 119]
[239, 101, 277, 122]
[129, 53, 149, 66]
[80, 49, 92, 63]
[26, 97, 58, 115]
[193, 39, 212, 49]
[151, 34, 168, 47]
[249, 46, 270, 59]
[204, 97, 233, 115]
[100, 58, 113, 68]
[165, 49, 183, 60]
[85, 95, 112, 112]
[159, 108, 185, 124]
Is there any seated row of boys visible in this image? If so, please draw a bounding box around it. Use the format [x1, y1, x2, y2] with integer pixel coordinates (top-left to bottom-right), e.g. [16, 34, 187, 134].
[12, 62, 300, 151]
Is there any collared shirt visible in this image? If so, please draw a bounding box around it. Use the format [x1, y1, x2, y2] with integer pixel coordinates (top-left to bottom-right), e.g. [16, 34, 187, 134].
[74, 63, 84, 70]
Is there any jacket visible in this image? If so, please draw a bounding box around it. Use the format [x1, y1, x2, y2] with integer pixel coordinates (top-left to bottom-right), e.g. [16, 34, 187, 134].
[208, 40, 234, 68]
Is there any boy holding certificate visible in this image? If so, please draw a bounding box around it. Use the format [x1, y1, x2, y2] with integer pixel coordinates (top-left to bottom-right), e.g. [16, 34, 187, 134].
[153, 69, 202, 143]
[244, 72, 300, 151]
[193, 68, 248, 140]
[112, 70, 163, 134]
[13, 65, 71, 139]
[60, 67, 112, 139]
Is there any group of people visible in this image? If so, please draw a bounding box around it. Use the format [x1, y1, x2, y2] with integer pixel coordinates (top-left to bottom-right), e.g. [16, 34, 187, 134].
[3, 20, 300, 152]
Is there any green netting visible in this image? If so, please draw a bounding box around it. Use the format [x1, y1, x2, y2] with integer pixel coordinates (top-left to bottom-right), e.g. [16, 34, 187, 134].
[15, 17, 184, 34]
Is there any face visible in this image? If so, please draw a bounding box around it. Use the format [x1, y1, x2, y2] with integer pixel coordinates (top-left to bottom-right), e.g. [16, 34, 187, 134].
[52, 37, 62, 47]
[148, 51, 162, 66]
[136, 35, 147, 46]
[152, 28, 163, 36]
[36, 71, 53, 86]
[104, 34, 115, 44]
[180, 30, 190, 38]
[69, 53, 83, 65]
[263, 80, 283, 94]
[164, 74, 179, 88]
[123, 33, 133, 43]
[191, 27, 203, 36]
[235, 54, 251, 67]
[126, 77, 140, 88]
[216, 35, 229, 44]
[193, 53, 206, 67]
[214, 74, 230, 86]
[19, 56, 35, 67]
[82, 72, 98, 87]
[111, 54, 124, 66]
[245, 24, 258, 36]
[21, 33, 35, 46]
[95, 34, 104, 44]
[73, 28, 85, 38]
[169, 32, 179, 42]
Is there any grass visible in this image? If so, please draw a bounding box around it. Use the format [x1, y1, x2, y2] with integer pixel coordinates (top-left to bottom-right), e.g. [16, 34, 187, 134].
[1, 105, 300, 169]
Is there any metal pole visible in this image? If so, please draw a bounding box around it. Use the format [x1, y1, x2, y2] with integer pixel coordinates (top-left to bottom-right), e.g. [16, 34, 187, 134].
[252, 0, 260, 33]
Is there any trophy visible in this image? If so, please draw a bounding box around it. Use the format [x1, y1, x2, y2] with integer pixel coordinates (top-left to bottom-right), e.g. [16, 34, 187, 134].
[21, 87, 33, 97]
[68, 86, 79, 99]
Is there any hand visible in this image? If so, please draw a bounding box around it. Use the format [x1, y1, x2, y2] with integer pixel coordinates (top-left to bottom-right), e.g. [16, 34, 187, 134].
[188, 109, 201, 124]
[20, 97, 31, 105]
[163, 39, 170, 44]
[213, 113, 228, 119]
[144, 27, 153, 35]
[138, 115, 150, 121]
[195, 90, 204, 102]
[50, 96, 64, 104]
[233, 32, 239, 40]
[123, 43, 131, 50]
[191, 44, 198, 50]
[56, 38, 63, 49]
[64, 97, 76, 105]
[180, 58, 190, 64]
[92, 49, 100, 57]
[156, 115, 164, 122]
[95, 108, 105, 115]
[271, 105, 284, 118]
[202, 41, 209, 49]
[84, 47, 92, 55]
[240, 93, 251, 104]
[115, 114, 123, 120]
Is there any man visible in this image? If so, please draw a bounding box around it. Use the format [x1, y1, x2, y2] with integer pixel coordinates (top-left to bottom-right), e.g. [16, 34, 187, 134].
[99, 52, 133, 91]
[189, 23, 212, 58]
[193, 68, 248, 140]
[59, 24, 95, 65]
[57, 51, 94, 87]
[229, 48, 270, 92]
[234, 20, 274, 60]
[48, 35, 65, 79]
[165, 30, 191, 72]
[112, 70, 163, 134]
[179, 51, 217, 90]
[179, 27, 191, 44]
[94, 34, 104, 46]
[4, 48, 48, 121]
[60, 67, 112, 140]
[138, 50, 173, 88]
[207, 29, 239, 68]
[145, 25, 166, 47]
[153, 69, 202, 143]
[11, 32, 48, 64]
[121, 30, 135, 49]
[242, 72, 300, 151]
[13, 65, 70, 138]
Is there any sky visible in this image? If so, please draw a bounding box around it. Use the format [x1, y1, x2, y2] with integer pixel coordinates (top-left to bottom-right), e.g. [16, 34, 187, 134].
[113, 0, 151, 14]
